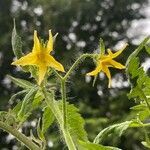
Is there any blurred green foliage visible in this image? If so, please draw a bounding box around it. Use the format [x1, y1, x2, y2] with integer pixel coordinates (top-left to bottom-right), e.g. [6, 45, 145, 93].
[0, 0, 149, 149]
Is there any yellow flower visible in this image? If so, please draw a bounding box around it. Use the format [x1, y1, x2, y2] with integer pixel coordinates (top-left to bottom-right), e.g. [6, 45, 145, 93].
[87, 44, 128, 88]
[12, 30, 65, 85]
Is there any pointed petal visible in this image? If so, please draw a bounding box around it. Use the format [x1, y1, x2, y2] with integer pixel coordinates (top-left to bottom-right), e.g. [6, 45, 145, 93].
[111, 44, 128, 58]
[86, 64, 102, 76]
[102, 65, 111, 88]
[109, 60, 125, 69]
[107, 49, 113, 56]
[11, 53, 36, 66]
[46, 30, 53, 53]
[38, 65, 47, 85]
[32, 30, 41, 53]
[46, 55, 65, 72]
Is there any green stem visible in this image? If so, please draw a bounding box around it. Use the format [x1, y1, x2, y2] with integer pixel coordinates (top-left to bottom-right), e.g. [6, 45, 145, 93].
[52, 68, 63, 80]
[53, 54, 94, 129]
[61, 79, 67, 129]
[42, 88, 76, 150]
[48, 53, 94, 149]
[63, 53, 94, 80]
[0, 121, 41, 150]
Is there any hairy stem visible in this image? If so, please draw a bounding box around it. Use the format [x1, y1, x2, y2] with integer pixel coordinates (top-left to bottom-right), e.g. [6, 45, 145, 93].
[61, 79, 67, 129]
[42, 88, 76, 150]
[48, 53, 94, 149]
[0, 121, 41, 150]
[63, 53, 94, 80]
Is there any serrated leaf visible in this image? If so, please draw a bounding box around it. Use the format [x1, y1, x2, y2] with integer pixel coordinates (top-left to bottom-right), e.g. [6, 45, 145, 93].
[32, 91, 44, 109]
[126, 36, 150, 67]
[9, 89, 29, 103]
[79, 141, 121, 150]
[99, 38, 105, 56]
[12, 19, 23, 59]
[5, 112, 16, 126]
[18, 87, 37, 121]
[130, 103, 147, 111]
[0, 111, 8, 121]
[42, 106, 54, 134]
[58, 101, 88, 144]
[8, 75, 34, 89]
[128, 86, 142, 100]
[37, 118, 45, 141]
[126, 57, 141, 79]
[11, 90, 43, 124]
[94, 121, 132, 144]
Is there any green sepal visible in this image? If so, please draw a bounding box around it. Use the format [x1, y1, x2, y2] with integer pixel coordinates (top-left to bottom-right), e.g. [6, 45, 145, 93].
[92, 75, 98, 87]
[99, 38, 105, 56]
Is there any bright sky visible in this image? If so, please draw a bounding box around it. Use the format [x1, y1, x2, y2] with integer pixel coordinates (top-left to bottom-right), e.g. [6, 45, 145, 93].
[127, 0, 150, 45]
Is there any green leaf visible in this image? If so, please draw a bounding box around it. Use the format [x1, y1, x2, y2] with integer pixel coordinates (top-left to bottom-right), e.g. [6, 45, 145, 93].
[79, 141, 121, 150]
[58, 101, 88, 143]
[12, 19, 23, 59]
[11, 101, 22, 116]
[37, 118, 45, 141]
[99, 38, 105, 56]
[18, 87, 37, 121]
[130, 104, 150, 121]
[8, 75, 34, 89]
[126, 57, 140, 79]
[145, 42, 150, 55]
[9, 89, 29, 103]
[142, 141, 150, 149]
[130, 103, 147, 111]
[94, 121, 132, 144]
[32, 91, 44, 109]
[0, 111, 8, 121]
[128, 86, 142, 100]
[42, 106, 54, 134]
[126, 36, 150, 67]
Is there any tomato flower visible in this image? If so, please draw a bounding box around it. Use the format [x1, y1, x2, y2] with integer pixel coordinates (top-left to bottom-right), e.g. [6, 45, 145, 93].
[12, 30, 65, 85]
[87, 44, 128, 88]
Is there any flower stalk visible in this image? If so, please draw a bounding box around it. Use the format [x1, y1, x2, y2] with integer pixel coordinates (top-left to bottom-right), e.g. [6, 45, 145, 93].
[61, 79, 67, 129]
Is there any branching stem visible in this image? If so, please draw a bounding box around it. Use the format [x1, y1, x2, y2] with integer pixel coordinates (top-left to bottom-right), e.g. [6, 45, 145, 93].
[0, 121, 41, 150]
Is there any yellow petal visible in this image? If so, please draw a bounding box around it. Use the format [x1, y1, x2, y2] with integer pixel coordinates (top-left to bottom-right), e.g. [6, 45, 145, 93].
[109, 60, 125, 69]
[46, 30, 53, 53]
[32, 30, 41, 53]
[11, 53, 36, 66]
[46, 55, 65, 72]
[86, 64, 102, 76]
[38, 65, 47, 85]
[107, 49, 113, 56]
[102, 65, 111, 88]
[111, 43, 128, 58]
